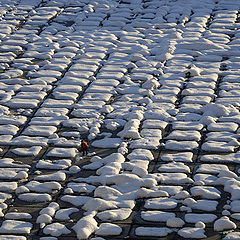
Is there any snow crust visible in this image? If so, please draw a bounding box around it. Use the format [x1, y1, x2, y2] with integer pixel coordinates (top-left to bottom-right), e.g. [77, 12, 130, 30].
[178, 227, 206, 239]
[214, 216, 236, 232]
[72, 214, 98, 240]
[0, 220, 32, 234]
[43, 223, 71, 237]
[95, 223, 122, 236]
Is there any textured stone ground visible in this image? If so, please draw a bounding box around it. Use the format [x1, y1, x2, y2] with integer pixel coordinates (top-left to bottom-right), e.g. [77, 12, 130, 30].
[0, 0, 240, 239]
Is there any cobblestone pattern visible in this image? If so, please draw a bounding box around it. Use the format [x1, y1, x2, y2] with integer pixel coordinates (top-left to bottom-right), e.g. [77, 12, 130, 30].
[0, 0, 239, 239]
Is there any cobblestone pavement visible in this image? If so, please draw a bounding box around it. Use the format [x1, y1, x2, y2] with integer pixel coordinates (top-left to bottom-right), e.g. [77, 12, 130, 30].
[0, 0, 240, 239]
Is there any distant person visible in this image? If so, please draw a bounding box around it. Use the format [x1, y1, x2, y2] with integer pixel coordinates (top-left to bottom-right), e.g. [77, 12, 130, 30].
[185, 71, 191, 78]
[81, 140, 89, 156]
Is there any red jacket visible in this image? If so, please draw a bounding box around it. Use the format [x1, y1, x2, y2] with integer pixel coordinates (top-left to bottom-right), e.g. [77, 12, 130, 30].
[81, 141, 88, 149]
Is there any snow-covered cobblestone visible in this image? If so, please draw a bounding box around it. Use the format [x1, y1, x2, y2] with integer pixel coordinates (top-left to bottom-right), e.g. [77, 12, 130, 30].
[0, 0, 239, 239]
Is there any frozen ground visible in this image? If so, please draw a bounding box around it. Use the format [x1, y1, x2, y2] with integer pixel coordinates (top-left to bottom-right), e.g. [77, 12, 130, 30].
[0, 0, 239, 239]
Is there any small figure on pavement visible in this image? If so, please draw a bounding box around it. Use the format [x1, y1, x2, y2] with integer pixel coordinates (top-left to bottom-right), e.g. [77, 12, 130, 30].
[81, 139, 89, 156]
[185, 71, 191, 78]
